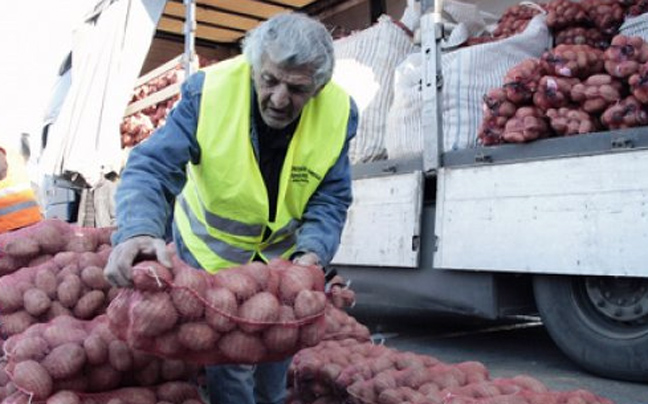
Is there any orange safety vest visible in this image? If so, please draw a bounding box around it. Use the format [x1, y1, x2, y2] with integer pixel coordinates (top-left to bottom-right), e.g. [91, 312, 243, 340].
[0, 147, 42, 233]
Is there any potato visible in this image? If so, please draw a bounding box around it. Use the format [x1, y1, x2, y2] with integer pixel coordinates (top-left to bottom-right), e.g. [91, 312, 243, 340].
[131, 350, 155, 370]
[132, 262, 173, 292]
[299, 317, 326, 348]
[214, 270, 258, 301]
[3, 237, 41, 258]
[23, 288, 52, 317]
[9, 336, 48, 362]
[1, 311, 36, 336]
[52, 252, 77, 268]
[32, 221, 69, 253]
[11, 360, 53, 400]
[57, 275, 83, 308]
[0, 282, 24, 313]
[217, 330, 267, 364]
[204, 288, 237, 333]
[35, 268, 58, 299]
[238, 292, 280, 333]
[160, 359, 188, 381]
[262, 306, 299, 353]
[293, 290, 326, 319]
[155, 332, 182, 357]
[279, 269, 314, 304]
[73, 290, 106, 319]
[43, 324, 87, 347]
[81, 265, 111, 290]
[135, 359, 161, 386]
[156, 381, 199, 403]
[0, 255, 27, 277]
[45, 301, 73, 321]
[456, 361, 489, 384]
[510, 375, 548, 393]
[65, 232, 98, 253]
[84, 334, 108, 365]
[108, 340, 133, 372]
[42, 342, 87, 379]
[238, 262, 271, 290]
[170, 269, 206, 318]
[87, 364, 121, 392]
[46, 390, 81, 404]
[131, 293, 178, 338]
[27, 254, 54, 267]
[177, 322, 219, 352]
[110, 387, 156, 404]
[77, 252, 103, 270]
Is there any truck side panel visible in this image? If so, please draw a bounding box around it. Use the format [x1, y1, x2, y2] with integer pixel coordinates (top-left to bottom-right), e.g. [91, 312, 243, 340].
[435, 149, 648, 277]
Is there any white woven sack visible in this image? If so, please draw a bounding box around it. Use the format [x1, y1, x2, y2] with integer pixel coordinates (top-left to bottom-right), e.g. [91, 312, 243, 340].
[385, 52, 423, 160]
[333, 15, 415, 164]
[441, 14, 550, 152]
[620, 13, 648, 41]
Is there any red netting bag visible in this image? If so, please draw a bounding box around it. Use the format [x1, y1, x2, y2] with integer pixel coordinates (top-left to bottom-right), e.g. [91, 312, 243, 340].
[2, 381, 202, 404]
[322, 304, 371, 343]
[0, 248, 116, 339]
[2, 315, 199, 401]
[288, 339, 391, 403]
[107, 258, 328, 365]
[0, 219, 114, 277]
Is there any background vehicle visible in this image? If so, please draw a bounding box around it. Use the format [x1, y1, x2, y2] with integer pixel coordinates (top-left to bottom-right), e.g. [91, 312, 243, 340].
[38, 0, 648, 382]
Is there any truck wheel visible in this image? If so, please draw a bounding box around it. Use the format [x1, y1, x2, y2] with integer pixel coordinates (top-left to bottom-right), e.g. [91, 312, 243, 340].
[533, 275, 648, 381]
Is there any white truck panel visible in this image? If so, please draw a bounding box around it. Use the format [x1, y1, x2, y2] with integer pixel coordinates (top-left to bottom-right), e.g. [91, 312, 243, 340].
[332, 172, 424, 267]
[435, 149, 648, 277]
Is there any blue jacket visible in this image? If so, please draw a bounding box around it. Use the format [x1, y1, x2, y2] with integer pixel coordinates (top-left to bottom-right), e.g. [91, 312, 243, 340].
[113, 69, 358, 267]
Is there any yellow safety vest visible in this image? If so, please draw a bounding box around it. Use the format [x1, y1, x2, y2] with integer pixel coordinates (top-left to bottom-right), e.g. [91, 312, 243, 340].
[174, 56, 350, 273]
[0, 148, 42, 233]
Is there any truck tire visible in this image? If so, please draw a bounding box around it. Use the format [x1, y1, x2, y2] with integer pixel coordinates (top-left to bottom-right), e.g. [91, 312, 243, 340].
[533, 275, 648, 381]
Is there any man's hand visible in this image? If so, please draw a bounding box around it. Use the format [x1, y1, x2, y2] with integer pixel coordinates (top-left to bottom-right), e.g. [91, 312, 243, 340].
[328, 274, 356, 309]
[292, 252, 321, 267]
[104, 236, 171, 287]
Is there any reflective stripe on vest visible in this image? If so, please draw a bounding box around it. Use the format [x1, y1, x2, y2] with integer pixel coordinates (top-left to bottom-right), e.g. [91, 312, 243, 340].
[174, 56, 350, 272]
[0, 151, 42, 233]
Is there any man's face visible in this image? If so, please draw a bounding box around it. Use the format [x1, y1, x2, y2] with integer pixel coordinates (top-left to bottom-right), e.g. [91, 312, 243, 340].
[252, 57, 320, 129]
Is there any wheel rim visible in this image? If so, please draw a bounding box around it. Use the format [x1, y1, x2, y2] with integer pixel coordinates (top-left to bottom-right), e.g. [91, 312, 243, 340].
[574, 276, 648, 338]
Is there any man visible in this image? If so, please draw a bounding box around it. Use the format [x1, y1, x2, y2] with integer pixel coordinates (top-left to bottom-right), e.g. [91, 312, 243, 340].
[0, 142, 43, 233]
[104, 12, 357, 404]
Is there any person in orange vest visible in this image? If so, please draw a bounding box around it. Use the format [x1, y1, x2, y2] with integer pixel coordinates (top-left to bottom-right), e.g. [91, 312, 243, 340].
[0, 143, 43, 233]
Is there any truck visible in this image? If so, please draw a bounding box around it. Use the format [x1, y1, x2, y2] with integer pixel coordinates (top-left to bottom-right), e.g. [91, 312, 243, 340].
[39, 0, 648, 382]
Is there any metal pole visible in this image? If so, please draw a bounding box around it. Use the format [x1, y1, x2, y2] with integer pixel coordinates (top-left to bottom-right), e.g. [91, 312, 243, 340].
[183, 0, 197, 76]
[420, 0, 444, 173]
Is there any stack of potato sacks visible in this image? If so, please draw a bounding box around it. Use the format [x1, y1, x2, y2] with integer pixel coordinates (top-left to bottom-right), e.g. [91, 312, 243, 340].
[477, 0, 648, 145]
[0, 219, 366, 404]
[287, 339, 616, 404]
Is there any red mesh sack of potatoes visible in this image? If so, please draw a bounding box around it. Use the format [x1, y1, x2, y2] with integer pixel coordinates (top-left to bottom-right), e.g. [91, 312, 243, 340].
[438, 383, 614, 404]
[288, 339, 391, 403]
[0, 219, 114, 277]
[322, 304, 371, 343]
[0, 363, 14, 403]
[0, 247, 117, 339]
[106, 258, 328, 365]
[4, 381, 202, 404]
[2, 315, 199, 401]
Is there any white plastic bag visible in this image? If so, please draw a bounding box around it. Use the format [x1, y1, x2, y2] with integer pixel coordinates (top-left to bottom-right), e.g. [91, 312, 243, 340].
[333, 16, 415, 164]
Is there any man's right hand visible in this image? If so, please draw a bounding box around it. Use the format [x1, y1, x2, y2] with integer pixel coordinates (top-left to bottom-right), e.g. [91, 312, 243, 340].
[104, 236, 171, 287]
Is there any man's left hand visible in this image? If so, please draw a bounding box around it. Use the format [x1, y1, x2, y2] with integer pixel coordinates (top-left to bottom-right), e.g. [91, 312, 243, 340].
[328, 274, 356, 309]
[292, 252, 321, 267]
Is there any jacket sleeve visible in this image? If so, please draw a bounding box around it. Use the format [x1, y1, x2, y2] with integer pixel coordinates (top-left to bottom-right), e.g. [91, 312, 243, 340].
[112, 72, 205, 245]
[294, 97, 358, 265]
